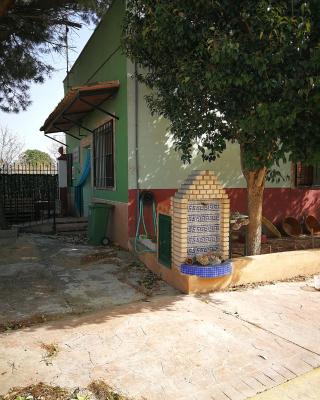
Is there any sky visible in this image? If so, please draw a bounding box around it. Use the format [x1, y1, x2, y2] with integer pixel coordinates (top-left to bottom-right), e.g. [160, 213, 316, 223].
[0, 25, 94, 155]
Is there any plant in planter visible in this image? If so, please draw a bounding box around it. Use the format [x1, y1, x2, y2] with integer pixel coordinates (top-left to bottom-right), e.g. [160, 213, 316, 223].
[181, 251, 232, 278]
[185, 251, 224, 266]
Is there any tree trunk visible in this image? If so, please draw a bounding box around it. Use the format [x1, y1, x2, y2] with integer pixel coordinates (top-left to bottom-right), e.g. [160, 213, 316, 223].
[240, 145, 267, 255]
[245, 170, 266, 255]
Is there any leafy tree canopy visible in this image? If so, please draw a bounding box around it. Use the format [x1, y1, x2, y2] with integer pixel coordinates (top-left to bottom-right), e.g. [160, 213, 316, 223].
[19, 149, 53, 166]
[124, 0, 320, 169]
[0, 0, 110, 113]
[123, 0, 320, 254]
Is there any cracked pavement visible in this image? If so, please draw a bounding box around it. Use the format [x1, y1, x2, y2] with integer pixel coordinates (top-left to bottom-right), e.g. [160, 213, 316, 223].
[0, 234, 319, 399]
[0, 234, 177, 328]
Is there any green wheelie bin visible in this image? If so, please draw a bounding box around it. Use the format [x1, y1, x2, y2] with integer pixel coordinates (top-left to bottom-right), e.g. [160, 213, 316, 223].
[88, 203, 113, 245]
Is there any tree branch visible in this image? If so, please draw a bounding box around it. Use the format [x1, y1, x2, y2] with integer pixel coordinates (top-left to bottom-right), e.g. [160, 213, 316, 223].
[16, 14, 82, 28]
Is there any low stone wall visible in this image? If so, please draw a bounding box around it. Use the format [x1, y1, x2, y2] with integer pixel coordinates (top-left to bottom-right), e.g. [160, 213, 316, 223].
[187, 249, 320, 293]
[135, 248, 320, 294]
[233, 249, 320, 284]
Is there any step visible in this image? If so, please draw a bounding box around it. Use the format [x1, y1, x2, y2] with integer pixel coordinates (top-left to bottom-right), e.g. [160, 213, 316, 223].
[56, 217, 88, 224]
[56, 230, 88, 237]
[56, 222, 88, 232]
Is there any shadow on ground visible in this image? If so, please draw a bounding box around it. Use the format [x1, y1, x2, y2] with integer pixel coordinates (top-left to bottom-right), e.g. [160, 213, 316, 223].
[0, 234, 178, 331]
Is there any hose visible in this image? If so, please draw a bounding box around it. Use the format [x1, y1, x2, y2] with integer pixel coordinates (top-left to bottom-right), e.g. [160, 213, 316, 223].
[134, 193, 157, 253]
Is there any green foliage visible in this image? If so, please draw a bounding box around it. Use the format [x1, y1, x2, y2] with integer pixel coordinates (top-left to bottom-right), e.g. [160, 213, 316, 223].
[71, 395, 90, 400]
[123, 0, 320, 170]
[19, 149, 53, 166]
[0, 0, 110, 113]
[15, 397, 33, 400]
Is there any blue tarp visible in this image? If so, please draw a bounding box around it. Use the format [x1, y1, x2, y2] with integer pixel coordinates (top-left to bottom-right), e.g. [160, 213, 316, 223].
[75, 153, 91, 215]
[77, 153, 91, 186]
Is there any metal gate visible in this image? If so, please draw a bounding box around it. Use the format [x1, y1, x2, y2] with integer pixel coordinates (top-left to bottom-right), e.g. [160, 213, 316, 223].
[0, 163, 58, 229]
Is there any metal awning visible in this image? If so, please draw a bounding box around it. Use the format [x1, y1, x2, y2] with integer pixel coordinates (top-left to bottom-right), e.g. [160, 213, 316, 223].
[40, 81, 120, 138]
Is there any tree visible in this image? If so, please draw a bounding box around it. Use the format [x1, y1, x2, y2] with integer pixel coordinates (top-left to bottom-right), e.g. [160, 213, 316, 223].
[0, 125, 24, 164]
[123, 0, 320, 255]
[0, 0, 110, 113]
[0, 125, 24, 229]
[19, 149, 53, 166]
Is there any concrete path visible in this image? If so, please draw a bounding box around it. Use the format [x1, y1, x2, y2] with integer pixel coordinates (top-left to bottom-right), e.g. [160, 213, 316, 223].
[0, 280, 319, 399]
[209, 280, 320, 354]
[0, 234, 176, 327]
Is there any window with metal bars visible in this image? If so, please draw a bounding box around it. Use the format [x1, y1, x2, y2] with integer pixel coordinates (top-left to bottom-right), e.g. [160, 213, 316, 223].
[93, 120, 114, 189]
[295, 162, 320, 187]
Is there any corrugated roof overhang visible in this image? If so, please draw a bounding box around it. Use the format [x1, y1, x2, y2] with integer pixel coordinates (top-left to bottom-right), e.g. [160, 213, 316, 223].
[40, 80, 120, 135]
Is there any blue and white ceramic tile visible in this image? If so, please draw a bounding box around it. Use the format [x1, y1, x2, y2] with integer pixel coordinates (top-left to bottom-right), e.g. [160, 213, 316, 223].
[187, 201, 222, 257]
[187, 245, 220, 256]
[188, 203, 220, 212]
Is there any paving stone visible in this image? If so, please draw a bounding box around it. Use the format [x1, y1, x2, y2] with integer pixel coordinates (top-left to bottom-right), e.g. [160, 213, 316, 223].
[284, 357, 313, 376]
[261, 367, 287, 385]
[301, 354, 320, 368]
[0, 277, 319, 399]
[216, 383, 247, 400]
[209, 280, 320, 354]
[209, 388, 231, 400]
[271, 364, 297, 380]
[251, 373, 275, 389]
[242, 376, 266, 392]
[231, 380, 258, 398]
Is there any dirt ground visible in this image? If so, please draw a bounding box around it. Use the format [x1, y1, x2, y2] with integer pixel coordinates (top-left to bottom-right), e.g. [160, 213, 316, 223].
[232, 235, 320, 257]
[0, 234, 177, 330]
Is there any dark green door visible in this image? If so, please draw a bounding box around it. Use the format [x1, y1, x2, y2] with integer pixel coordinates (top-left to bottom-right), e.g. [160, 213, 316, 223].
[158, 213, 172, 268]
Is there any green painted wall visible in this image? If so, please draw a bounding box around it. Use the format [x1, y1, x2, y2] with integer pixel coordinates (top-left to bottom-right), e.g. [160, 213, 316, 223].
[127, 62, 292, 190]
[65, 0, 128, 203]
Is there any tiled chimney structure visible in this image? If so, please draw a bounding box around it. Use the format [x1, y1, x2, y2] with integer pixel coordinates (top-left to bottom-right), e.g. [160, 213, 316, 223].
[171, 170, 230, 270]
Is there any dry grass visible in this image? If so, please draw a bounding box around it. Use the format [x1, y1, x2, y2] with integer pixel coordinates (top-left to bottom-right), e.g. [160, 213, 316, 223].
[88, 381, 130, 400]
[0, 381, 131, 400]
[0, 382, 69, 400]
[0, 315, 48, 333]
[40, 342, 59, 358]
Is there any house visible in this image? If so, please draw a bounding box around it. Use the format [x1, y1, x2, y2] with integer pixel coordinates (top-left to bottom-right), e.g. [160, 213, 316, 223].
[41, 0, 320, 251]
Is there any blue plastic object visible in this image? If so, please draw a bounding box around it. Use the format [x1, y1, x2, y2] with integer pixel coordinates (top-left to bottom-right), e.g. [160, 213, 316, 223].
[180, 261, 232, 278]
[77, 153, 91, 186]
[75, 153, 91, 214]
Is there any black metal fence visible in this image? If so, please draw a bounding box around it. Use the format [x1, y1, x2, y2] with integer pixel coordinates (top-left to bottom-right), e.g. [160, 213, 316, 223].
[0, 163, 58, 229]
